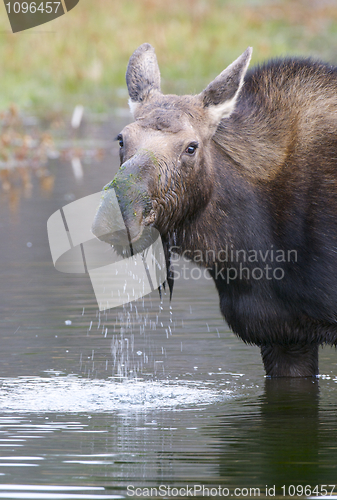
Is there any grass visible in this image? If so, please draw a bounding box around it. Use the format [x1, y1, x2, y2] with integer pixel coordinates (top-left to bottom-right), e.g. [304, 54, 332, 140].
[0, 0, 337, 113]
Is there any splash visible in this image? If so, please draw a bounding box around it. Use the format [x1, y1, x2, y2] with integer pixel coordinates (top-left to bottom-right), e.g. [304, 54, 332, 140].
[0, 375, 230, 413]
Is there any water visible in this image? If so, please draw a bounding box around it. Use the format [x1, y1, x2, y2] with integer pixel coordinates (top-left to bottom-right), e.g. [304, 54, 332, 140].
[1, 114, 337, 499]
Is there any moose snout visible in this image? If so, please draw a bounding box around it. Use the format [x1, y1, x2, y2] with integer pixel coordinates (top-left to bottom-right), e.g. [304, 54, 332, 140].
[91, 154, 154, 247]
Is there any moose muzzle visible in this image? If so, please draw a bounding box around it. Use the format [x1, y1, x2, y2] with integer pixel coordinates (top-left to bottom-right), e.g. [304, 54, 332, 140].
[92, 152, 154, 249]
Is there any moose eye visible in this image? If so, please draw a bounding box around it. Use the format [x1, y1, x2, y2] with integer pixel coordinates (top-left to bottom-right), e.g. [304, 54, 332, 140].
[116, 134, 124, 148]
[185, 143, 198, 155]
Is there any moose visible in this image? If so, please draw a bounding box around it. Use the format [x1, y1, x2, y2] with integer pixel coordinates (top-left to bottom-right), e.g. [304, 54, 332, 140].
[92, 43, 337, 377]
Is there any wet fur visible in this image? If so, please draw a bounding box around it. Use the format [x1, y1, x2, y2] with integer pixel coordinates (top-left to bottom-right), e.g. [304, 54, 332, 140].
[94, 45, 337, 377]
[164, 59, 337, 373]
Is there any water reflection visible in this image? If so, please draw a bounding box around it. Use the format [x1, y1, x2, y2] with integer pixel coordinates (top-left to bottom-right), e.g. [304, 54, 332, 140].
[0, 106, 110, 216]
[216, 377, 337, 492]
[260, 378, 320, 487]
[0, 485, 122, 499]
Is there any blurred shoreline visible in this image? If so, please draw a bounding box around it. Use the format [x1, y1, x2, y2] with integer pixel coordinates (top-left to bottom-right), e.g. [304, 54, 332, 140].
[0, 0, 336, 114]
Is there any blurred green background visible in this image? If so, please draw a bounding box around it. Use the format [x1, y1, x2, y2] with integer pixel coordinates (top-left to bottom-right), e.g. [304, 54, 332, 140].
[0, 0, 337, 113]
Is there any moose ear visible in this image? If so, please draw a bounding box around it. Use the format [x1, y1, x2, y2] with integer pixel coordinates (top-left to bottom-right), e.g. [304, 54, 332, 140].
[200, 47, 252, 126]
[126, 43, 161, 117]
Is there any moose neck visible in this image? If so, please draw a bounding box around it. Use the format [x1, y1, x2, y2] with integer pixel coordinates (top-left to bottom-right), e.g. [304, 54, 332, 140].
[176, 82, 297, 267]
[170, 139, 274, 268]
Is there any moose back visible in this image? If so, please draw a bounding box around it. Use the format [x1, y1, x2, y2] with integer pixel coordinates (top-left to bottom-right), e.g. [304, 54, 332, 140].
[92, 43, 337, 377]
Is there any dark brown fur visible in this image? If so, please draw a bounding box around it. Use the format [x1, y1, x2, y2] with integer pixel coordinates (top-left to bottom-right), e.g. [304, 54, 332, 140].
[92, 44, 337, 377]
